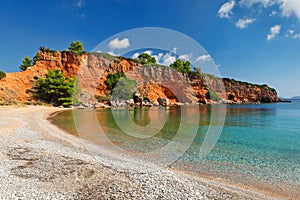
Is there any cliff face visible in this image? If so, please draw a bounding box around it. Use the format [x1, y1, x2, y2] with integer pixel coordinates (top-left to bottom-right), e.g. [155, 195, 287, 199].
[222, 78, 280, 103]
[0, 51, 280, 105]
[0, 51, 84, 105]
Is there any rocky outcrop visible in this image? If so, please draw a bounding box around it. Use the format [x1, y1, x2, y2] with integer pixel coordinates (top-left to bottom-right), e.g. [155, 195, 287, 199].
[222, 78, 280, 103]
[0, 51, 280, 105]
[0, 51, 85, 105]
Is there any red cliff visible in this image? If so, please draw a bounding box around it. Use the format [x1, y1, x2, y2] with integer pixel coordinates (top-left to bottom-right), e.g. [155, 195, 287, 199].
[0, 51, 280, 105]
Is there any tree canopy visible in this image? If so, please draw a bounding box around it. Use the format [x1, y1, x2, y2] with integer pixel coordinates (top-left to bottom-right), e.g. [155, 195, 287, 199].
[169, 59, 191, 74]
[32, 53, 40, 65]
[138, 53, 156, 64]
[0, 70, 6, 80]
[35, 70, 74, 107]
[105, 72, 124, 90]
[19, 55, 32, 71]
[68, 41, 84, 55]
[105, 72, 136, 100]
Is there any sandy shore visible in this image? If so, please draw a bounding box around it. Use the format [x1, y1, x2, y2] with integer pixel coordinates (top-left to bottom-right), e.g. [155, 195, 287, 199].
[0, 106, 281, 199]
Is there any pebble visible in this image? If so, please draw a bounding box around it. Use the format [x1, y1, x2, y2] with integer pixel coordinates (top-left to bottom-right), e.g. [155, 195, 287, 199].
[0, 106, 276, 200]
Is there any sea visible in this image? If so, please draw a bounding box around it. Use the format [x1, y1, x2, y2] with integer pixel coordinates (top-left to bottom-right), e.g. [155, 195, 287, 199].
[49, 100, 300, 198]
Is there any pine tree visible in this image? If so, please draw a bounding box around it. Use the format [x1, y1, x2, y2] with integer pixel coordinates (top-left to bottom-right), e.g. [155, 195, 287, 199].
[35, 70, 75, 107]
[19, 55, 32, 71]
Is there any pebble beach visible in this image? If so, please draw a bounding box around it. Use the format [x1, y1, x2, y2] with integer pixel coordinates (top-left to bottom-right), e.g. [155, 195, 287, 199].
[0, 106, 280, 199]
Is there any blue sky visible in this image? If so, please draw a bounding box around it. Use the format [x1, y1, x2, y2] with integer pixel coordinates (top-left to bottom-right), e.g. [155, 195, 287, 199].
[0, 0, 300, 97]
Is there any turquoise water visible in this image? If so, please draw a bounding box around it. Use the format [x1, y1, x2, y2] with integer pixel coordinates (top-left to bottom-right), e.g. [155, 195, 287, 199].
[50, 101, 300, 197]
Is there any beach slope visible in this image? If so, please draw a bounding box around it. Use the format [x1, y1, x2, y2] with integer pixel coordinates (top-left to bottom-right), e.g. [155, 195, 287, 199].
[0, 106, 278, 199]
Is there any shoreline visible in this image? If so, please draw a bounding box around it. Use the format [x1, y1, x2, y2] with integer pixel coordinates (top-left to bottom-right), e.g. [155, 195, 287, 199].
[0, 105, 284, 199]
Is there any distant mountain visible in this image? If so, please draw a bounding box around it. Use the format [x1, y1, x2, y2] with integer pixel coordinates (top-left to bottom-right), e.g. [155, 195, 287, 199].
[291, 96, 300, 100]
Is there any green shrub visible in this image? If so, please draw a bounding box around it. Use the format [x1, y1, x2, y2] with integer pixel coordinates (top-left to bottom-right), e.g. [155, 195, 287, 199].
[32, 53, 40, 65]
[0, 71, 6, 80]
[39, 46, 57, 53]
[105, 72, 124, 89]
[35, 70, 74, 107]
[137, 53, 156, 64]
[68, 41, 84, 55]
[207, 89, 220, 100]
[19, 55, 32, 71]
[228, 93, 235, 100]
[170, 59, 191, 74]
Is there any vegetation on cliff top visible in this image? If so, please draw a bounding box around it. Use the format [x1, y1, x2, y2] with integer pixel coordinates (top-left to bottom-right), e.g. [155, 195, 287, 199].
[68, 41, 85, 55]
[39, 46, 57, 53]
[0, 71, 6, 80]
[137, 53, 156, 64]
[19, 53, 41, 71]
[19, 55, 32, 71]
[170, 59, 192, 74]
[222, 77, 276, 92]
[3, 40, 278, 106]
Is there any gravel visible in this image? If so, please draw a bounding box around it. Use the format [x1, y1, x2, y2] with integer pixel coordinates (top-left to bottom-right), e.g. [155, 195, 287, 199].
[0, 106, 279, 199]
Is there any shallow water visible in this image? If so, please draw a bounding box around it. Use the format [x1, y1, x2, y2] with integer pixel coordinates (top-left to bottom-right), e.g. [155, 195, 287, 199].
[49, 101, 300, 198]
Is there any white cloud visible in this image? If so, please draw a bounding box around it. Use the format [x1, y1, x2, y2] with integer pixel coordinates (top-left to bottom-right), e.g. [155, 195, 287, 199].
[108, 38, 130, 50]
[153, 53, 164, 63]
[178, 54, 192, 61]
[285, 29, 300, 39]
[171, 47, 177, 54]
[269, 10, 278, 16]
[239, 0, 300, 21]
[131, 52, 139, 59]
[235, 18, 256, 29]
[131, 51, 172, 65]
[293, 33, 300, 39]
[73, 0, 85, 8]
[280, 0, 300, 20]
[161, 53, 176, 66]
[107, 51, 119, 56]
[267, 24, 281, 41]
[239, 0, 276, 8]
[79, 14, 86, 18]
[143, 50, 153, 55]
[196, 54, 211, 62]
[218, 0, 236, 18]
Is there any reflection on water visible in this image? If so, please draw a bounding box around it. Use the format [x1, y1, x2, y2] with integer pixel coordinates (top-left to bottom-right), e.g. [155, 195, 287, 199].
[129, 108, 151, 126]
[50, 103, 300, 197]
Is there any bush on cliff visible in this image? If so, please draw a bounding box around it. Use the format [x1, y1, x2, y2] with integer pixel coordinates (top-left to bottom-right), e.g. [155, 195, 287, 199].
[170, 59, 191, 74]
[39, 46, 57, 53]
[188, 67, 202, 79]
[228, 93, 235, 100]
[35, 70, 74, 107]
[68, 41, 84, 55]
[32, 52, 40, 65]
[137, 53, 156, 64]
[19, 55, 32, 71]
[105, 72, 124, 90]
[105, 72, 137, 100]
[0, 70, 6, 80]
